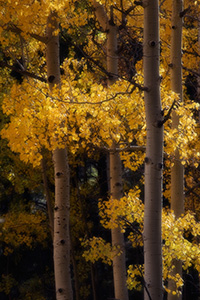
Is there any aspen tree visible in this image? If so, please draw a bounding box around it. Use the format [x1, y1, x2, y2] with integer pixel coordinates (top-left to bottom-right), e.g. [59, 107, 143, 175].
[46, 12, 73, 300]
[168, 0, 184, 299]
[143, 0, 164, 299]
[93, 2, 129, 299]
[0, 3, 73, 298]
[170, 0, 184, 224]
[107, 20, 129, 300]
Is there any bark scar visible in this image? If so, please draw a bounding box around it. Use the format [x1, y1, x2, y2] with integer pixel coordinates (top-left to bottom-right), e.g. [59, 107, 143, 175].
[56, 172, 64, 177]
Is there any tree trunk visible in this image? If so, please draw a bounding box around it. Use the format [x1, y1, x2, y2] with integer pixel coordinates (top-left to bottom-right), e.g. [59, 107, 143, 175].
[143, 1, 164, 300]
[170, 0, 184, 218]
[93, 2, 129, 299]
[168, 1, 184, 299]
[110, 147, 129, 300]
[107, 10, 129, 300]
[46, 12, 73, 300]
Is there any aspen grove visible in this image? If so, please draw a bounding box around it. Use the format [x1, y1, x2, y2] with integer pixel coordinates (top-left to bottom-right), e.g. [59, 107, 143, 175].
[0, 1, 200, 300]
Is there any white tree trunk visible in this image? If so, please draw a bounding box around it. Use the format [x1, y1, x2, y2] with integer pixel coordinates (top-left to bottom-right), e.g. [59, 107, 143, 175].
[168, 1, 184, 298]
[53, 148, 72, 300]
[93, 2, 129, 299]
[143, 1, 164, 300]
[46, 12, 73, 300]
[110, 147, 129, 300]
[107, 11, 129, 300]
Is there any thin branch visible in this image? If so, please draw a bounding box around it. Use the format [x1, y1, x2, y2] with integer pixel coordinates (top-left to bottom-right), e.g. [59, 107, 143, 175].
[0, 60, 47, 82]
[62, 38, 147, 91]
[182, 66, 200, 77]
[84, 142, 146, 155]
[4, 23, 48, 43]
[119, 217, 143, 236]
[108, 145, 145, 152]
[183, 14, 200, 22]
[179, 6, 191, 18]
[185, 181, 200, 196]
[159, 0, 167, 10]
[182, 49, 200, 58]
[61, 88, 140, 105]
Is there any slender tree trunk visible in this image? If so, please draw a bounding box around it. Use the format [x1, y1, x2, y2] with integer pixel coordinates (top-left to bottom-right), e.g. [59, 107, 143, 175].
[143, 1, 164, 300]
[168, 1, 184, 299]
[110, 147, 129, 300]
[93, 2, 129, 299]
[170, 0, 184, 218]
[46, 12, 73, 300]
[107, 10, 129, 300]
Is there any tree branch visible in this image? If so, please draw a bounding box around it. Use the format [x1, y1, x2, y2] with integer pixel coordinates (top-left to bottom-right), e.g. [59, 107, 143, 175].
[182, 66, 200, 77]
[0, 60, 47, 82]
[4, 23, 48, 43]
[108, 145, 146, 152]
[92, 0, 109, 31]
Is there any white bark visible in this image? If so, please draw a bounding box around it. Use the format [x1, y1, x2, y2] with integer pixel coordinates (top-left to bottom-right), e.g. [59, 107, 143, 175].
[53, 148, 72, 300]
[143, 1, 163, 300]
[110, 148, 129, 300]
[107, 10, 128, 300]
[93, 2, 129, 299]
[46, 12, 73, 300]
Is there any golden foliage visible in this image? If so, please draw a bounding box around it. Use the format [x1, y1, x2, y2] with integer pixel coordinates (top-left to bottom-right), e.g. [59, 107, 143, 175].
[82, 189, 200, 294]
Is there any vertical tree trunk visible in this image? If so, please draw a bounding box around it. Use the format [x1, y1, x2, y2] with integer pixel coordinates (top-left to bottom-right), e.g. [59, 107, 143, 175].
[107, 10, 129, 300]
[93, 2, 129, 299]
[110, 148, 129, 300]
[143, 1, 164, 300]
[170, 0, 184, 218]
[168, 1, 184, 298]
[46, 12, 73, 300]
